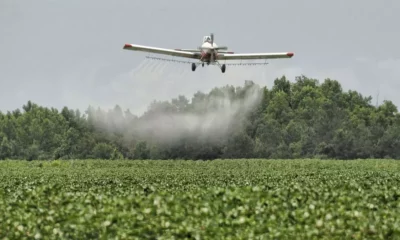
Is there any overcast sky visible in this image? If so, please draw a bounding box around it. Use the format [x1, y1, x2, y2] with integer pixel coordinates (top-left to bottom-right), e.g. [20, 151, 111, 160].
[1, 0, 399, 115]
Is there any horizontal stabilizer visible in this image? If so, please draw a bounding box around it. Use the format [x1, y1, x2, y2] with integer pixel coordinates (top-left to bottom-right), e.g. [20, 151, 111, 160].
[215, 46, 228, 50]
[174, 48, 201, 52]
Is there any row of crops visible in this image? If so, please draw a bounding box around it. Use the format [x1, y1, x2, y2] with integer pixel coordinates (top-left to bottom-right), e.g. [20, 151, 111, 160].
[1, 159, 400, 239]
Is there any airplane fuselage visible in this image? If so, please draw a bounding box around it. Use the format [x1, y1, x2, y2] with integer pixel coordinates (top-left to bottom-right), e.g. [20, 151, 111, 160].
[199, 41, 219, 63]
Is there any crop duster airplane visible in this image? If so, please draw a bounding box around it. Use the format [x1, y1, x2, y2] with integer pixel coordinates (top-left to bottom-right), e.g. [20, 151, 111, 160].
[123, 33, 294, 73]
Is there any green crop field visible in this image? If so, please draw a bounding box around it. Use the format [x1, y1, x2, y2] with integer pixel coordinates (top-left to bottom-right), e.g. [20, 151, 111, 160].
[1, 159, 400, 239]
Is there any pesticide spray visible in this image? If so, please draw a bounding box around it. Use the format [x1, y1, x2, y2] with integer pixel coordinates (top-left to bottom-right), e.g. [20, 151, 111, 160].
[88, 57, 267, 147]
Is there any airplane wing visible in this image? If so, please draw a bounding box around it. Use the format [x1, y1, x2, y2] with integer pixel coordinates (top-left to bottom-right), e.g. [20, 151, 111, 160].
[123, 44, 199, 59]
[217, 52, 294, 60]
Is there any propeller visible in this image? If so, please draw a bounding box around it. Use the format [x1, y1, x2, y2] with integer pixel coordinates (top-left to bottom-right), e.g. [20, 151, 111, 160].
[210, 33, 215, 62]
[209, 33, 229, 51]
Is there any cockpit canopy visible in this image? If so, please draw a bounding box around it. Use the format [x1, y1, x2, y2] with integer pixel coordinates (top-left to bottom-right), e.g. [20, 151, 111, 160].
[203, 36, 211, 43]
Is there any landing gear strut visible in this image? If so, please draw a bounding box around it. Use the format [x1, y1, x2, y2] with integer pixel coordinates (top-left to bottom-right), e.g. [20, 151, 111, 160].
[216, 61, 226, 73]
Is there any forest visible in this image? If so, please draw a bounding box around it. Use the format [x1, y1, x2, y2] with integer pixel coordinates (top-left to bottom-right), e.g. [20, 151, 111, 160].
[1, 75, 399, 160]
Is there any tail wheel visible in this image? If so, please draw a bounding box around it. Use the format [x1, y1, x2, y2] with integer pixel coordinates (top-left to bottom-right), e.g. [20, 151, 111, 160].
[191, 63, 196, 71]
[221, 64, 226, 73]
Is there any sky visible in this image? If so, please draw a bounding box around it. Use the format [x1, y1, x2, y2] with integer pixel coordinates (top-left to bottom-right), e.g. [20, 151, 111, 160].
[1, 0, 399, 115]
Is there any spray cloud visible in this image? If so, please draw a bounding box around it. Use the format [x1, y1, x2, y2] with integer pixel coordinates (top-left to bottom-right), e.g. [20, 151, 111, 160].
[87, 59, 265, 149]
[135, 82, 262, 143]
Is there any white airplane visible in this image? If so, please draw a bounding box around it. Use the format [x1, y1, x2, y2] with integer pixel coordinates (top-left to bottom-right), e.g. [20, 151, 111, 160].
[123, 33, 294, 73]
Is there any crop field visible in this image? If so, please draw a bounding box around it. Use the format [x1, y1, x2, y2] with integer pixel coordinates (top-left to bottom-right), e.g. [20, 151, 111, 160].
[1, 159, 400, 239]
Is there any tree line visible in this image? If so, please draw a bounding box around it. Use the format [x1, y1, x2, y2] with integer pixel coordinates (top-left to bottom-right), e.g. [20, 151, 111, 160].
[1, 75, 399, 160]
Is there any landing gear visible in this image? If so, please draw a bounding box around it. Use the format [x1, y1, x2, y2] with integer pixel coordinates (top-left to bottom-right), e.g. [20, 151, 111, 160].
[191, 61, 226, 73]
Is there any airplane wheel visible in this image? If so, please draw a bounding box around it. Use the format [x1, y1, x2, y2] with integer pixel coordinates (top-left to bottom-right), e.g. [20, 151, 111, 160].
[202, 63, 204, 67]
[221, 64, 226, 73]
[192, 63, 196, 71]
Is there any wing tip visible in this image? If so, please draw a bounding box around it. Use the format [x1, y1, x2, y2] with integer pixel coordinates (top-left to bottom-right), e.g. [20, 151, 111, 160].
[287, 52, 294, 57]
[123, 44, 132, 49]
